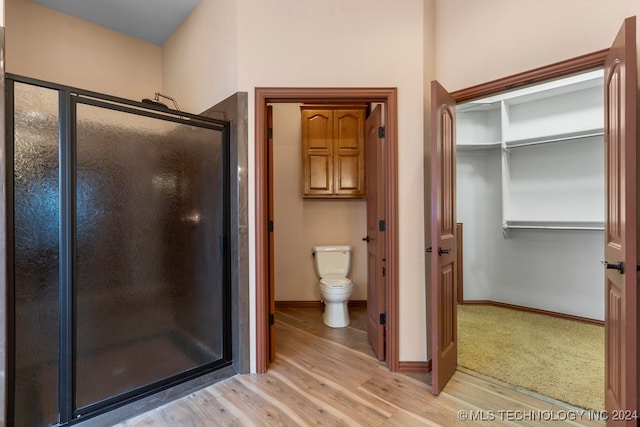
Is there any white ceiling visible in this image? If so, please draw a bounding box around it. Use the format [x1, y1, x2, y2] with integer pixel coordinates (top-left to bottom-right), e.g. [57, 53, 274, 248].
[31, 0, 201, 46]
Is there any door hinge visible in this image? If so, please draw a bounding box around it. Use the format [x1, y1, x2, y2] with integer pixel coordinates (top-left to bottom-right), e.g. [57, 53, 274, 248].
[267, 127, 273, 139]
[378, 126, 385, 138]
[269, 313, 275, 325]
[268, 220, 274, 232]
[382, 266, 386, 277]
[379, 313, 386, 325]
[379, 220, 386, 232]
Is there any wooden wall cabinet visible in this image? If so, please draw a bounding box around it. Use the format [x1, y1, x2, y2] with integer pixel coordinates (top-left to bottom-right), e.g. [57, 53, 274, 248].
[301, 105, 366, 198]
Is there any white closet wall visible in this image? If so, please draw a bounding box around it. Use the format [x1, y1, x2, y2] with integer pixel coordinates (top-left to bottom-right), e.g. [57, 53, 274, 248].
[456, 70, 605, 321]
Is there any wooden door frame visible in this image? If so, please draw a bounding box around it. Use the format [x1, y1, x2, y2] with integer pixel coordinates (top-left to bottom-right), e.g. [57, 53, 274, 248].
[255, 87, 399, 373]
[451, 49, 609, 102]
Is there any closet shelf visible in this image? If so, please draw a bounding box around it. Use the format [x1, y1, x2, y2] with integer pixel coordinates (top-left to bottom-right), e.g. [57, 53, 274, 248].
[502, 220, 605, 231]
[504, 128, 604, 149]
[457, 141, 502, 151]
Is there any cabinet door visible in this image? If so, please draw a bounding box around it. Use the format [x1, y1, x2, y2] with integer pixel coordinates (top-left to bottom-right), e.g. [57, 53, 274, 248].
[301, 108, 333, 195]
[333, 108, 366, 197]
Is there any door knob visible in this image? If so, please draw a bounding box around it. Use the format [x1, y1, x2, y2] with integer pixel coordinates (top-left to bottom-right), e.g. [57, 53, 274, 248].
[601, 260, 624, 274]
[426, 247, 453, 256]
[362, 236, 370, 242]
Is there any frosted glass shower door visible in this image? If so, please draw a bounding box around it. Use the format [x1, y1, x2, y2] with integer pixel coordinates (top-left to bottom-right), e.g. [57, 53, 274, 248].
[12, 82, 61, 427]
[9, 75, 232, 425]
[74, 102, 229, 410]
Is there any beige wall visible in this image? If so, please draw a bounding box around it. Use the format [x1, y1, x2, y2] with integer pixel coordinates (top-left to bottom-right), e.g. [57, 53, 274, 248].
[162, 0, 238, 114]
[5, 0, 429, 372]
[272, 103, 367, 302]
[238, 0, 426, 369]
[435, 0, 640, 91]
[423, 0, 436, 359]
[5, 0, 162, 101]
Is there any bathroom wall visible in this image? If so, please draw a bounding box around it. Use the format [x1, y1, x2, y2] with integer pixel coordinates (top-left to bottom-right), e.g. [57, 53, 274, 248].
[435, 0, 640, 91]
[162, 0, 238, 115]
[238, 0, 426, 367]
[272, 103, 367, 302]
[5, 0, 162, 101]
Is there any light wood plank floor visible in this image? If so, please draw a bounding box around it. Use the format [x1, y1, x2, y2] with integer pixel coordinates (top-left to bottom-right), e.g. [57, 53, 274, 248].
[118, 305, 604, 426]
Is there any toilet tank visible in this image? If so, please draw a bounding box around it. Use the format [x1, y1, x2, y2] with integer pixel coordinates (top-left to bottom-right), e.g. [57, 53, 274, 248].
[313, 245, 352, 278]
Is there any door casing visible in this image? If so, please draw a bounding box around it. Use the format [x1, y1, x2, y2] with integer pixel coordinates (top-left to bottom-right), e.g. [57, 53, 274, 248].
[255, 88, 399, 373]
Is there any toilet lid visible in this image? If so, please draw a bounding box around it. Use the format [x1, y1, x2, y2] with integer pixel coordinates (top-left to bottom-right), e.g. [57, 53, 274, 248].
[320, 278, 352, 287]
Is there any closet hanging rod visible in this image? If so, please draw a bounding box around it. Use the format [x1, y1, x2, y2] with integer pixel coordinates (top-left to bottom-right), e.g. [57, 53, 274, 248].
[504, 225, 605, 231]
[504, 130, 604, 150]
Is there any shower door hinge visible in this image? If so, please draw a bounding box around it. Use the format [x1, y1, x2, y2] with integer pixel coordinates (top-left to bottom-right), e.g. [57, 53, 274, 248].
[268, 220, 274, 232]
[379, 313, 386, 325]
[378, 126, 385, 138]
[269, 313, 275, 326]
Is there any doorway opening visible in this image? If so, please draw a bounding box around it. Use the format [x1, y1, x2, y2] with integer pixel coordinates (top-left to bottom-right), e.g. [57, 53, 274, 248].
[455, 67, 606, 411]
[254, 88, 399, 373]
[450, 51, 609, 408]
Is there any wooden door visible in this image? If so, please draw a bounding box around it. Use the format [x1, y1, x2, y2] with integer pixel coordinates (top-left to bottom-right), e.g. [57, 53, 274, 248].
[365, 105, 385, 360]
[604, 16, 638, 426]
[267, 105, 276, 362]
[430, 81, 457, 395]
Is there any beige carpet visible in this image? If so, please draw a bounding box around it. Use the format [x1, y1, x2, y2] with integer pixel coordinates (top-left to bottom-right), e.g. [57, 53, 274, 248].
[457, 304, 604, 410]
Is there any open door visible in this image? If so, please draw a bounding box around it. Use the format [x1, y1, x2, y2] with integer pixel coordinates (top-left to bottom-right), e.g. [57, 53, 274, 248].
[267, 105, 276, 363]
[603, 16, 638, 425]
[365, 105, 386, 360]
[430, 81, 457, 395]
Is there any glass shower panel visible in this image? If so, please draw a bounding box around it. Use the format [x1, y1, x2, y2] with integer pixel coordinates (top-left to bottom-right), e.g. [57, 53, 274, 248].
[74, 103, 226, 409]
[13, 82, 60, 426]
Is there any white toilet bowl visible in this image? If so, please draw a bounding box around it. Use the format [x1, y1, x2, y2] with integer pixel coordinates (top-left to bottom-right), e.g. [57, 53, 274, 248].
[313, 246, 354, 328]
[320, 278, 353, 328]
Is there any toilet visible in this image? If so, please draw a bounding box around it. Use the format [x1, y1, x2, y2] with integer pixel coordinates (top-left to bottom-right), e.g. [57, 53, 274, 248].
[312, 245, 354, 328]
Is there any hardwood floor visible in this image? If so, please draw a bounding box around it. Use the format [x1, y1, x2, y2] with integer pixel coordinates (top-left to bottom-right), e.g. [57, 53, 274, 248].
[118, 305, 604, 426]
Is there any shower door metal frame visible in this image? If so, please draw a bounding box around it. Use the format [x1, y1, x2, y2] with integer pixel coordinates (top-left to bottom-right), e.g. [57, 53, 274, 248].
[5, 74, 233, 425]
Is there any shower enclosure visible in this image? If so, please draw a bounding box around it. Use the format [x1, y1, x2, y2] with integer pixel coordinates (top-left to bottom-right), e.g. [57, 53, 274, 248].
[7, 75, 232, 426]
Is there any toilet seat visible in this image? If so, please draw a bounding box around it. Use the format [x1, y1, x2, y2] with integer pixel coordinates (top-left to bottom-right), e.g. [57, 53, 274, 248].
[320, 277, 352, 287]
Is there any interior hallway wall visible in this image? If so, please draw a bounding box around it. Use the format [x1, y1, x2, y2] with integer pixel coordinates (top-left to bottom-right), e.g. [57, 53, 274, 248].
[272, 103, 367, 302]
[5, 0, 162, 101]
